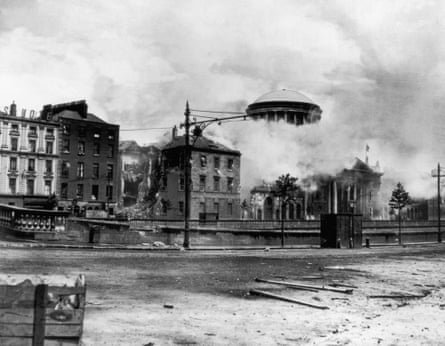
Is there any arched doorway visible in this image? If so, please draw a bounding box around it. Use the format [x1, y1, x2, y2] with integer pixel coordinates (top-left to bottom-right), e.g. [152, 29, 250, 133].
[264, 197, 273, 219]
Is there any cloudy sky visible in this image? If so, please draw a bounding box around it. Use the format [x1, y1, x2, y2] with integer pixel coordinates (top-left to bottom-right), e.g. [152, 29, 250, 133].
[1, 0, 445, 196]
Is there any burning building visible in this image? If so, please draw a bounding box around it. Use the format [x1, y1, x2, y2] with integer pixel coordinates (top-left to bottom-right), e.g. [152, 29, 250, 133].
[250, 157, 383, 220]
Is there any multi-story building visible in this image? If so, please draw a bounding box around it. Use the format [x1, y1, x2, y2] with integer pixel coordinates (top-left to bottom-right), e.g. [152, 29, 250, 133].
[159, 133, 241, 219]
[41, 100, 120, 215]
[0, 102, 59, 207]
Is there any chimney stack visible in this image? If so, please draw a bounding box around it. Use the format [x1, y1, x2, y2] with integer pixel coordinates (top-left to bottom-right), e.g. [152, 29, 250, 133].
[9, 101, 16, 117]
[172, 125, 178, 140]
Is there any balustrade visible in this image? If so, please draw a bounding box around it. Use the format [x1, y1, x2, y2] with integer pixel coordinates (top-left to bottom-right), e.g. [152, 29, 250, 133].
[0, 204, 69, 234]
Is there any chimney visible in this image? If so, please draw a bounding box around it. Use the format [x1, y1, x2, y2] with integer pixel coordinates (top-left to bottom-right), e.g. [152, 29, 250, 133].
[172, 125, 178, 140]
[9, 101, 16, 117]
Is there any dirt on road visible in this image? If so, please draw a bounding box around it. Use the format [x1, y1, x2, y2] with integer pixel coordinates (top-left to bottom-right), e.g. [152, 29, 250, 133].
[1, 245, 445, 345]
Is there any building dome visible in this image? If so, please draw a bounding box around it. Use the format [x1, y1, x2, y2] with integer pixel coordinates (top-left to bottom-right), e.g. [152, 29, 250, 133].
[253, 89, 314, 104]
[246, 89, 322, 126]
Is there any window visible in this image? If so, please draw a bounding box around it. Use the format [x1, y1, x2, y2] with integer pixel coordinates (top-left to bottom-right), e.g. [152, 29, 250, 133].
[179, 174, 185, 191]
[45, 160, 52, 173]
[76, 184, 84, 200]
[62, 124, 71, 135]
[78, 141, 85, 155]
[227, 177, 234, 192]
[107, 164, 113, 180]
[9, 178, 16, 194]
[26, 179, 34, 195]
[9, 157, 17, 171]
[161, 200, 168, 215]
[93, 129, 101, 138]
[46, 128, 54, 137]
[77, 162, 84, 178]
[62, 161, 69, 178]
[214, 157, 220, 169]
[29, 126, 37, 136]
[106, 185, 113, 200]
[107, 130, 114, 140]
[28, 158, 35, 172]
[107, 145, 114, 158]
[62, 139, 70, 153]
[79, 126, 86, 137]
[199, 175, 206, 191]
[44, 180, 52, 195]
[91, 185, 99, 200]
[178, 201, 184, 215]
[10, 137, 18, 151]
[214, 202, 219, 214]
[200, 155, 207, 167]
[46, 141, 53, 154]
[227, 158, 234, 170]
[93, 142, 100, 155]
[29, 139, 36, 153]
[228, 202, 233, 215]
[11, 124, 19, 133]
[213, 176, 220, 191]
[93, 163, 99, 179]
[61, 183, 68, 199]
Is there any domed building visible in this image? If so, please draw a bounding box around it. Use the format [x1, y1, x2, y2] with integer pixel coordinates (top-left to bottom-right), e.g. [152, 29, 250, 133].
[245, 89, 322, 125]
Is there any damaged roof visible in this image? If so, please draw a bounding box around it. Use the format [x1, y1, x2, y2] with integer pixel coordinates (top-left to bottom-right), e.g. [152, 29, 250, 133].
[163, 135, 241, 156]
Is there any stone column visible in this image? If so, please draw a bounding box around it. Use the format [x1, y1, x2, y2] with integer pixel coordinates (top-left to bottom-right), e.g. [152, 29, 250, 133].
[333, 180, 338, 214]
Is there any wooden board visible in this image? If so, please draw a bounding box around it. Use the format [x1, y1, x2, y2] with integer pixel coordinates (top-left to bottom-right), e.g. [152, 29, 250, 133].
[0, 337, 79, 346]
[0, 308, 84, 324]
[0, 323, 82, 338]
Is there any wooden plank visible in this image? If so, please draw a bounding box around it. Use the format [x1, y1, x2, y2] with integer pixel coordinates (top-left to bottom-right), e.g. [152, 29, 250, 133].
[250, 289, 329, 310]
[255, 278, 319, 292]
[255, 278, 353, 294]
[0, 286, 86, 300]
[33, 284, 47, 346]
[0, 308, 84, 324]
[368, 294, 426, 299]
[0, 323, 82, 338]
[0, 337, 79, 346]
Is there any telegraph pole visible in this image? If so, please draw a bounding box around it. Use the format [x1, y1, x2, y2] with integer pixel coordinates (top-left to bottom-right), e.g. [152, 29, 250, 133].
[183, 101, 191, 248]
[437, 162, 442, 243]
[431, 162, 444, 243]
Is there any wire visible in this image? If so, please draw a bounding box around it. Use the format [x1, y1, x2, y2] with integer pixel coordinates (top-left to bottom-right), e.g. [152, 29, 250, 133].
[190, 109, 245, 115]
[120, 127, 172, 132]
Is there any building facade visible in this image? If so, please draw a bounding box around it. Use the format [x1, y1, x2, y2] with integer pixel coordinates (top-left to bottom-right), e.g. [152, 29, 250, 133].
[0, 102, 59, 207]
[250, 158, 383, 220]
[159, 134, 241, 220]
[41, 101, 120, 215]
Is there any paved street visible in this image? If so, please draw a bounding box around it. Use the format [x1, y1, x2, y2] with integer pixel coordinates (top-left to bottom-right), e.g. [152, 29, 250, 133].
[1, 245, 445, 345]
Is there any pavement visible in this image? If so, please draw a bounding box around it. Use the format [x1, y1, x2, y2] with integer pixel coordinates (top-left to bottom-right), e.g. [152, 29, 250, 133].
[0, 238, 441, 251]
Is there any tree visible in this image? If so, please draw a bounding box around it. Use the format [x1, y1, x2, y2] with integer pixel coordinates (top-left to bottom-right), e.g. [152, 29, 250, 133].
[274, 174, 299, 248]
[389, 182, 410, 245]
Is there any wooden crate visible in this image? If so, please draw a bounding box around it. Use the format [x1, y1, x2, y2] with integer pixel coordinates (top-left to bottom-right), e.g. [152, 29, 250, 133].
[0, 274, 86, 345]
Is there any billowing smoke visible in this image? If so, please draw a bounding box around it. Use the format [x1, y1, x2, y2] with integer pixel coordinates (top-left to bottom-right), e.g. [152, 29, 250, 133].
[1, 0, 445, 200]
